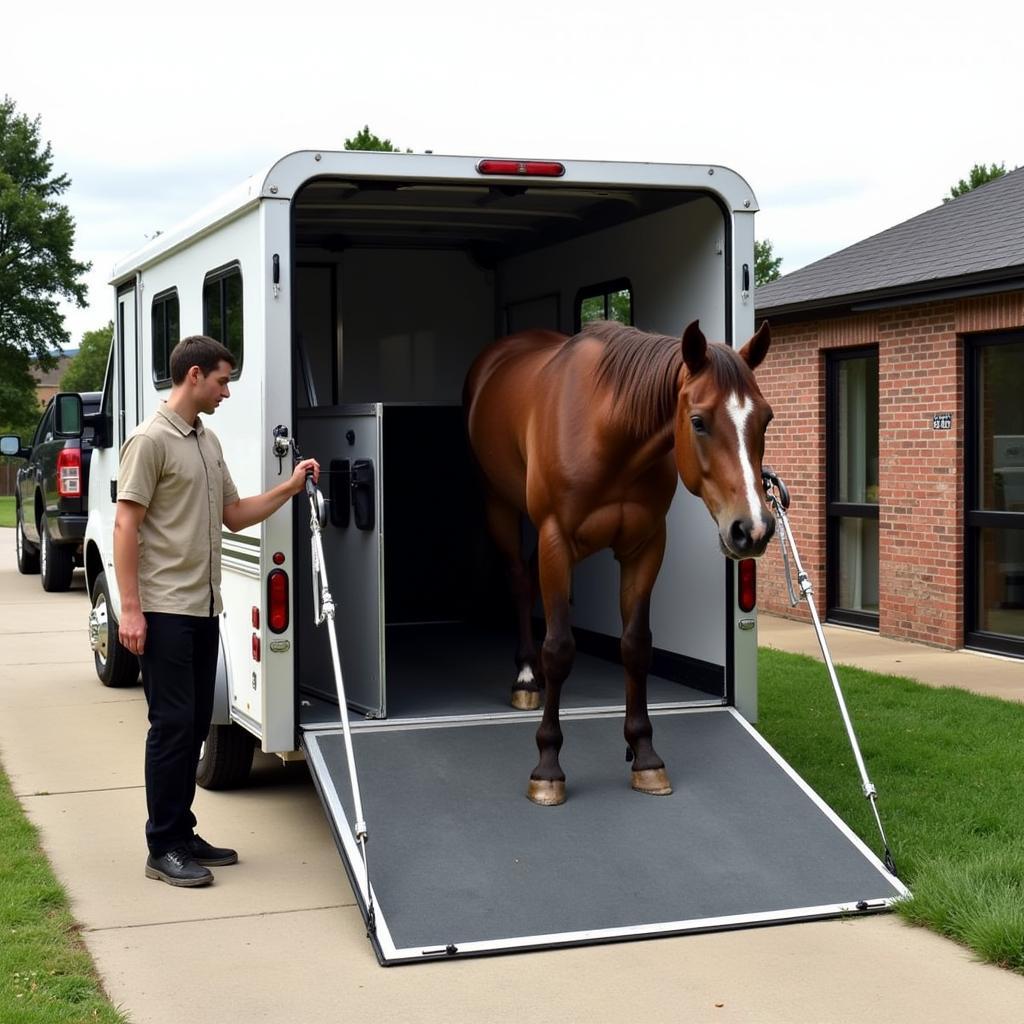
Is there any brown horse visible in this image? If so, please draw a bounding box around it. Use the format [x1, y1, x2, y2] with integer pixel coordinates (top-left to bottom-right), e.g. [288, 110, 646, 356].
[464, 320, 774, 805]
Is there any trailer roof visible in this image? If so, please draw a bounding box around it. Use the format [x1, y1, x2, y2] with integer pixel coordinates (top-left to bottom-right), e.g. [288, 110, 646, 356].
[110, 151, 757, 282]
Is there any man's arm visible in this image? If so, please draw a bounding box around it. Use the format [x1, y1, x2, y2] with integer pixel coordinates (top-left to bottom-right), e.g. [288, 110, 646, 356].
[222, 457, 320, 533]
[113, 500, 148, 655]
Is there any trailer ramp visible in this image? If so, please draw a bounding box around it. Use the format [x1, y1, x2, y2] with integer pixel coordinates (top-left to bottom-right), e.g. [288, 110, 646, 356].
[302, 707, 906, 965]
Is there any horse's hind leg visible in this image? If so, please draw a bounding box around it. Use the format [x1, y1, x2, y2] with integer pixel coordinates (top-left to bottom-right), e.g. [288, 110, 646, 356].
[484, 493, 542, 710]
[618, 529, 672, 796]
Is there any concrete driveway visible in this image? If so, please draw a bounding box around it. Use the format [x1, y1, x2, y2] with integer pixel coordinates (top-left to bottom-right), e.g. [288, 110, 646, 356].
[1, 527, 1022, 1024]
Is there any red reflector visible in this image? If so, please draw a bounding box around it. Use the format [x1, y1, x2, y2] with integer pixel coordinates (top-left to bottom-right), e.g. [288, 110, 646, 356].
[57, 448, 81, 498]
[252, 633, 261, 662]
[251, 606, 260, 629]
[738, 559, 756, 613]
[476, 159, 565, 178]
[267, 569, 289, 634]
[272, 551, 285, 565]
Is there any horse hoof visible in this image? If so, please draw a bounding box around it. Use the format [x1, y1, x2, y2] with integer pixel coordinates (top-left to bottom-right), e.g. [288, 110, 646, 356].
[511, 689, 541, 711]
[527, 778, 566, 805]
[631, 768, 673, 796]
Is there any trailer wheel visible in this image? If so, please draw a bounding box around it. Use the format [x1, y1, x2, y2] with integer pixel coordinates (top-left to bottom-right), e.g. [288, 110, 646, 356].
[40, 518, 75, 592]
[196, 724, 255, 790]
[89, 571, 140, 687]
[15, 508, 40, 575]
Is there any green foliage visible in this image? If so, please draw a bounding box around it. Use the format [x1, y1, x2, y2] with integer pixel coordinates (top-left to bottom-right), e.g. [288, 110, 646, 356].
[61, 321, 113, 393]
[944, 162, 1007, 202]
[0, 96, 90, 367]
[754, 239, 783, 287]
[344, 125, 411, 153]
[0, 496, 14, 527]
[0, 767, 129, 1023]
[0, 345, 42, 441]
[758, 647, 1024, 974]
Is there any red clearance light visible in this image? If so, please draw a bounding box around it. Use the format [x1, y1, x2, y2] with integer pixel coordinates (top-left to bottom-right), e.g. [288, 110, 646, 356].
[252, 633, 261, 662]
[272, 551, 285, 565]
[267, 569, 289, 634]
[738, 559, 757, 613]
[476, 159, 565, 178]
[251, 606, 260, 629]
[57, 448, 81, 497]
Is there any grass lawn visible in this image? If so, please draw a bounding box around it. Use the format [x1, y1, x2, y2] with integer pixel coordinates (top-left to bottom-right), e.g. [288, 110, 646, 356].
[758, 646, 1024, 974]
[0, 767, 128, 1023]
[0, 496, 15, 529]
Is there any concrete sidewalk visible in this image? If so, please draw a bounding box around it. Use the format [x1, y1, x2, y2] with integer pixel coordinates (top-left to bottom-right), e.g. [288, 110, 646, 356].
[1, 528, 1022, 1024]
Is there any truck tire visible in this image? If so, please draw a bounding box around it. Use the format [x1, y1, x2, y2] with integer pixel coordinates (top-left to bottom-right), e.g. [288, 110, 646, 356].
[15, 509, 40, 575]
[40, 518, 75, 592]
[89, 571, 140, 687]
[196, 724, 255, 790]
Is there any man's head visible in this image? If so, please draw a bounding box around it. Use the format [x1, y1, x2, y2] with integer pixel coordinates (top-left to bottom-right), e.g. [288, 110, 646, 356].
[169, 336, 237, 415]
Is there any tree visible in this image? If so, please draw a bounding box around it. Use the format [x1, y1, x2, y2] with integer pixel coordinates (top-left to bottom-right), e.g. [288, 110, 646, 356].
[755, 239, 783, 288]
[0, 346, 41, 441]
[944, 162, 1006, 202]
[61, 320, 113, 392]
[0, 96, 90, 369]
[344, 125, 411, 153]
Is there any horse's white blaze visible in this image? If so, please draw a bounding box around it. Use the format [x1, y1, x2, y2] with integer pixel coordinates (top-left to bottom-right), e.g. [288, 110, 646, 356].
[517, 665, 535, 684]
[726, 393, 764, 536]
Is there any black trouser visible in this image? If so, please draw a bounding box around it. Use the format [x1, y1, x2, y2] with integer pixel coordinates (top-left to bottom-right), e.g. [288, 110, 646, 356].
[140, 612, 219, 856]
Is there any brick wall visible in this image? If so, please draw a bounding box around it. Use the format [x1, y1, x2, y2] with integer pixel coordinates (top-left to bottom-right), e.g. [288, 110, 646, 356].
[755, 289, 1024, 649]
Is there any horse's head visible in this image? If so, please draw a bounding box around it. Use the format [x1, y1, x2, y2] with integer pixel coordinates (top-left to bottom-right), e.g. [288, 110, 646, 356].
[674, 320, 775, 559]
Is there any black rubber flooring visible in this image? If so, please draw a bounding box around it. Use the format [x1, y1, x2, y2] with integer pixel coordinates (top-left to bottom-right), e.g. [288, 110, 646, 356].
[306, 709, 903, 959]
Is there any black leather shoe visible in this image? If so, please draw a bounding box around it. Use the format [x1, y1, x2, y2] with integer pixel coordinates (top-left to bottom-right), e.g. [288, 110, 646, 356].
[186, 834, 238, 866]
[145, 848, 213, 887]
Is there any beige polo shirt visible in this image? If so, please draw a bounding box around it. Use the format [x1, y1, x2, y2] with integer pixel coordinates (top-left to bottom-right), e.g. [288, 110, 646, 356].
[118, 403, 239, 617]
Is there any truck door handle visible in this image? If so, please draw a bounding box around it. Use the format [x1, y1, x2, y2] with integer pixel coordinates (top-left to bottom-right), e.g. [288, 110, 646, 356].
[351, 459, 375, 532]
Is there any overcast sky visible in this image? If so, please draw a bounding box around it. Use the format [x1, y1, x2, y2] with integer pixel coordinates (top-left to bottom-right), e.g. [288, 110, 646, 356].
[7, 0, 1023, 347]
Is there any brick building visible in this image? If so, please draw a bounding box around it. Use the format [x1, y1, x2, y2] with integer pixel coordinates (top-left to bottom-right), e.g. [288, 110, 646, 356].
[755, 168, 1024, 659]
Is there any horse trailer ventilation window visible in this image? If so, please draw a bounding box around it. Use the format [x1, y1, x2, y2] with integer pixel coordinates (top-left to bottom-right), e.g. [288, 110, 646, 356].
[151, 288, 180, 388]
[576, 278, 633, 331]
[202, 263, 244, 375]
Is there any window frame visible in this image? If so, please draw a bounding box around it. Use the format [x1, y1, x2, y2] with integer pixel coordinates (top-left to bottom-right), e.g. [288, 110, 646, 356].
[573, 277, 634, 332]
[202, 262, 244, 378]
[151, 287, 180, 390]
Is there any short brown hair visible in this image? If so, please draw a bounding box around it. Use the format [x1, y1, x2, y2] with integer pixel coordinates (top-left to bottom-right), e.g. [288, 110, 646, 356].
[169, 335, 237, 385]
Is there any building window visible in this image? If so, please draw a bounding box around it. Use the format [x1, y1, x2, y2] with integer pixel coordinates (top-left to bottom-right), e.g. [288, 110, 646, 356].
[151, 289, 180, 388]
[203, 263, 243, 374]
[966, 331, 1024, 657]
[826, 347, 879, 628]
[575, 278, 632, 331]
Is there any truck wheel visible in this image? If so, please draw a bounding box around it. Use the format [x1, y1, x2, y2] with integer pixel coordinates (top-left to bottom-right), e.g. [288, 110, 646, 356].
[15, 510, 40, 575]
[196, 724, 255, 790]
[89, 571, 140, 687]
[40, 518, 75, 592]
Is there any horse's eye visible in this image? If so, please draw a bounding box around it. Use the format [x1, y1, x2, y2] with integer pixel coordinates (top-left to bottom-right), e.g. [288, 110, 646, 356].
[690, 415, 708, 436]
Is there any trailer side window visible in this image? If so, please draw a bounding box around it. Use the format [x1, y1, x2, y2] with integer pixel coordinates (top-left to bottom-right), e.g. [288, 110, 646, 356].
[575, 278, 633, 332]
[202, 263, 243, 376]
[151, 288, 180, 388]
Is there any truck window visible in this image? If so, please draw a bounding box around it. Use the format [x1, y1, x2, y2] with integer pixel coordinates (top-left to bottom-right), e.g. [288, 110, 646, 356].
[575, 278, 633, 331]
[202, 263, 243, 376]
[151, 288, 180, 388]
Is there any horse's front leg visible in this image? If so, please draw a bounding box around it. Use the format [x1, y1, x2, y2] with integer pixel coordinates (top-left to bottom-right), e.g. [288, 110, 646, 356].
[619, 528, 672, 796]
[527, 522, 574, 806]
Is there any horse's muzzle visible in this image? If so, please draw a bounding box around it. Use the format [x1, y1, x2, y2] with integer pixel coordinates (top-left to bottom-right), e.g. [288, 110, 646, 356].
[721, 514, 775, 559]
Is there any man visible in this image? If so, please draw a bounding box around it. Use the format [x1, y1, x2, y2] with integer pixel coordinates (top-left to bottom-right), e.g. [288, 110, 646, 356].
[115, 335, 319, 887]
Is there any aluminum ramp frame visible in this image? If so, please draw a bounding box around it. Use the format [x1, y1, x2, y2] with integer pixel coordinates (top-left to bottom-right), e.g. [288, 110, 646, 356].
[302, 707, 907, 965]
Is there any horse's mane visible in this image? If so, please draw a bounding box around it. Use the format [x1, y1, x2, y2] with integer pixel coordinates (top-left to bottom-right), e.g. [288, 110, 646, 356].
[570, 321, 750, 438]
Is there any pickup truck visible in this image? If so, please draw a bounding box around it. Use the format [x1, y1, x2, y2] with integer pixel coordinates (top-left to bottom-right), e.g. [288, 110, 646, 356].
[1, 391, 101, 591]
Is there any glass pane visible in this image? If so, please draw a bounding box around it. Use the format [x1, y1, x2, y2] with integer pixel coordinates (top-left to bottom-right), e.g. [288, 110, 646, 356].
[224, 272, 244, 367]
[837, 516, 879, 612]
[977, 340, 1024, 511]
[152, 303, 166, 382]
[167, 294, 180, 350]
[203, 281, 222, 343]
[836, 355, 879, 504]
[608, 288, 632, 324]
[976, 526, 1024, 639]
[579, 295, 605, 324]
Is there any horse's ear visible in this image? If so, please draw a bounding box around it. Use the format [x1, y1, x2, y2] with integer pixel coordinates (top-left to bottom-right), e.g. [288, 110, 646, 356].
[739, 321, 771, 370]
[681, 320, 707, 375]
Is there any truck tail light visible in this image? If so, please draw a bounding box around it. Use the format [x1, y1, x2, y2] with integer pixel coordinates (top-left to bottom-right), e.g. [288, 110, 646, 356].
[476, 159, 565, 177]
[267, 569, 289, 633]
[57, 448, 81, 497]
[738, 559, 756, 613]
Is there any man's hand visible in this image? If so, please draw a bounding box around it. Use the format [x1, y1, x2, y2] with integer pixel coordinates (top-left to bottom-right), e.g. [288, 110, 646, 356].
[289, 457, 321, 495]
[119, 607, 147, 656]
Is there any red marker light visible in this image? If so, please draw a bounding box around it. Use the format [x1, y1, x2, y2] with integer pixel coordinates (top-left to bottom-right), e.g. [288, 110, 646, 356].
[268, 569, 289, 633]
[738, 559, 756, 613]
[252, 634, 261, 662]
[272, 551, 285, 565]
[476, 159, 565, 177]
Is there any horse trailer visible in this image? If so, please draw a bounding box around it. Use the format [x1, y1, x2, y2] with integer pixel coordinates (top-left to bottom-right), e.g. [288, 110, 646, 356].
[79, 150, 905, 962]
